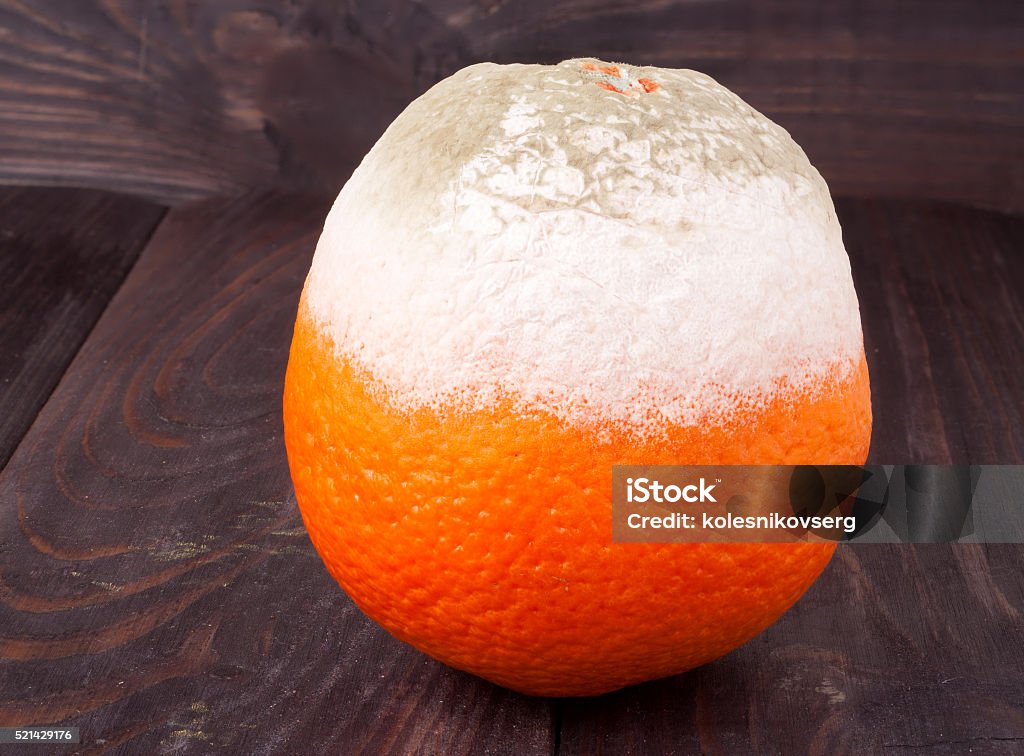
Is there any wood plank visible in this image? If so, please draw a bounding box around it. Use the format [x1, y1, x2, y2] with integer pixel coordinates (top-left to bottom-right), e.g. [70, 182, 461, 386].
[0, 192, 555, 754]
[0, 187, 165, 471]
[0, 1, 1020, 212]
[1, 195, 1021, 753]
[556, 201, 1024, 753]
[844, 200, 1024, 465]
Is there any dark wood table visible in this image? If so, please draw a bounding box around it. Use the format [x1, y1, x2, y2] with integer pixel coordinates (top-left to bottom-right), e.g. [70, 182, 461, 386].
[1, 186, 1022, 754]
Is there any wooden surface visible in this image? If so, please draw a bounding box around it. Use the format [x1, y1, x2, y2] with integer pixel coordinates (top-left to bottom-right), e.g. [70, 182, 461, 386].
[0, 190, 1022, 754]
[0, 188, 165, 469]
[846, 200, 1024, 464]
[0, 1, 1021, 213]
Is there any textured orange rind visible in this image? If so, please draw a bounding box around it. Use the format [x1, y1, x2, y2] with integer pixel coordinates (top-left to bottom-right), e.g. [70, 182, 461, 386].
[283, 303, 872, 696]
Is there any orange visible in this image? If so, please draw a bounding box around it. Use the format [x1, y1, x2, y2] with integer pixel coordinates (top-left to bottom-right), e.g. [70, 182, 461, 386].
[283, 58, 873, 696]
[283, 302, 871, 697]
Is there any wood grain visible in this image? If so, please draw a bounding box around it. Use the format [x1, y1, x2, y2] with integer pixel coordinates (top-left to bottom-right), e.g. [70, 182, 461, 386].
[0, 187, 165, 470]
[842, 199, 1024, 465]
[0, 191, 1021, 753]
[0, 1, 1021, 212]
